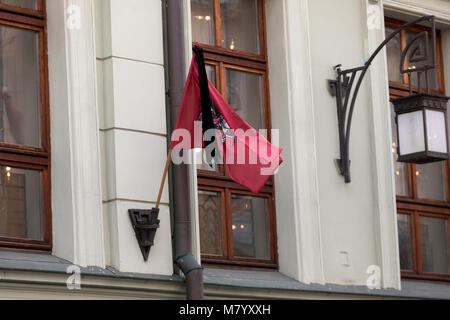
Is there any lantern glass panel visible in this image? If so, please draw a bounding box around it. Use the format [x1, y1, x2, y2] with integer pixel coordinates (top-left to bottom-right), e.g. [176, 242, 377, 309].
[398, 111, 425, 156]
[426, 110, 448, 154]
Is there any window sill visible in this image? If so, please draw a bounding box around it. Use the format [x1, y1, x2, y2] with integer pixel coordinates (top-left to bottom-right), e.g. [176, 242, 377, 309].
[203, 267, 450, 299]
[0, 250, 183, 283]
[0, 250, 449, 299]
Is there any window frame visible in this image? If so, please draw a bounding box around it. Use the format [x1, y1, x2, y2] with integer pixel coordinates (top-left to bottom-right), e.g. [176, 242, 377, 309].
[386, 17, 450, 281]
[0, 0, 51, 251]
[0, 0, 44, 18]
[193, 0, 278, 269]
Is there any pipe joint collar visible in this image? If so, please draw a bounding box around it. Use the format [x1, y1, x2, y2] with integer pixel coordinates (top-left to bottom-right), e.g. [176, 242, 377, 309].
[175, 253, 203, 276]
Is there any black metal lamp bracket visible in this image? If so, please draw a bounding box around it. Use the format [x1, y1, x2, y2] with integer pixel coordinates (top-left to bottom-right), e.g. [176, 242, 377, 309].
[327, 15, 436, 183]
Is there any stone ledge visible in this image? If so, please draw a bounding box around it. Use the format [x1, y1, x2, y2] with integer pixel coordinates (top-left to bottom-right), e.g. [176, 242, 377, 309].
[0, 251, 449, 299]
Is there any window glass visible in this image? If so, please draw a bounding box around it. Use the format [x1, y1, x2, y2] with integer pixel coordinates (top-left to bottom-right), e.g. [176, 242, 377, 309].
[405, 30, 439, 91]
[206, 64, 216, 87]
[226, 68, 263, 130]
[397, 214, 414, 271]
[0, 166, 43, 240]
[191, 0, 215, 46]
[0, 25, 41, 148]
[231, 194, 270, 260]
[198, 190, 223, 255]
[416, 162, 447, 201]
[420, 216, 449, 274]
[385, 27, 402, 83]
[390, 104, 409, 196]
[0, 0, 36, 9]
[220, 0, 259, 53]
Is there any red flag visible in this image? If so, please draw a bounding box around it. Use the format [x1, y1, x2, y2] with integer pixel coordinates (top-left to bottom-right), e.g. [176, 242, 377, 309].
[170, 46, 283, 194]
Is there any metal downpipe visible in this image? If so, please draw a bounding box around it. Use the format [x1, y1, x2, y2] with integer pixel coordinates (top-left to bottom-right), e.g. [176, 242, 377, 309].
[164, 0, 203, 300]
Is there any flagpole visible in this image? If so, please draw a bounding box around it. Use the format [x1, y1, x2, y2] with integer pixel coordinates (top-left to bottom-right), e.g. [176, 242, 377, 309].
[155, 149, 173, 209]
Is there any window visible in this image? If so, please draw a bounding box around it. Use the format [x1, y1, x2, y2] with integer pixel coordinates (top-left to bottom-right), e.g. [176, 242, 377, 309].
[0, 0, 51, 251]
[386, 18, 450, 280]
[192, 0, 277, 268]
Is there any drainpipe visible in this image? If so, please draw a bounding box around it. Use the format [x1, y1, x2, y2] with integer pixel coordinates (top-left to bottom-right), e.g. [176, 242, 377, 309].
[163, 0, 204, 300]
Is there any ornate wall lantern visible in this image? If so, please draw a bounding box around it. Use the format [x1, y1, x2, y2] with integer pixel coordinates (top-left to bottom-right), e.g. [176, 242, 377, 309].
[392, 93, 449, 163]
[328, 15, 449, 183]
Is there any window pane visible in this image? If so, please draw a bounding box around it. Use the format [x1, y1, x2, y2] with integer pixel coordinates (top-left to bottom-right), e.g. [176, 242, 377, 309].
[191, 0, 215, 46]
[390, 103, 409, 196]
[226, 69, 263, 130]
[0, 25, 41, 148]
[198, 190, 223, 255]
[397, 214, 414, 271]
[416, 162, 447, 201]
[386, 26, 402, 83]
[206, 64, 216, 87]
[231, 194, 270, 260]
[0, 166, 43, 240]
[220, 0, 259, 54]
[420, 216, 449, 274]
[405, 30, 439, 91]
[0, 0, 37, 9]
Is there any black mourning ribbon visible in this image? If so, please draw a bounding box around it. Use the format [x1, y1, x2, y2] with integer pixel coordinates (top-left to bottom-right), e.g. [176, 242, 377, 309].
[193, 45, 217, 165]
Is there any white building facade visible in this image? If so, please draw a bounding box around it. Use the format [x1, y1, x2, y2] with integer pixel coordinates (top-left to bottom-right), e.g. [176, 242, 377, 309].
[0, 0, 449, 299]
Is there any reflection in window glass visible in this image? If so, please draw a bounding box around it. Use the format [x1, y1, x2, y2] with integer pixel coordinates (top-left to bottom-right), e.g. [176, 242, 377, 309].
[0, 166, 43, 240]
[385, 27, 403, 83]
[0, 0, 36, 9]
[416, 162, 446, 201]
[206, 64, 216, 87]
[405, 30, 439, 91]
[226, 69, 263, 130]
[191, 0, 215, 46]
[397, 214, 414, 271]
[420, 216, 449, 274]
[231, 194, 269, 260]
[0, 25, 41, 148]
[220, 0, 259, 54]
[390, 103, 409, 196]
[198, 190, 223, 255]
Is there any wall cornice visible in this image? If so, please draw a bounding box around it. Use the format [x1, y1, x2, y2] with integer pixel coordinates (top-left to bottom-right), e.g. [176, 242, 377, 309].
[383, 0, 450, 24]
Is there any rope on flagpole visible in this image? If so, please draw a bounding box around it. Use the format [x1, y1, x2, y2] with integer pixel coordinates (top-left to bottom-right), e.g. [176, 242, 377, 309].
[155, 149, 173, 209]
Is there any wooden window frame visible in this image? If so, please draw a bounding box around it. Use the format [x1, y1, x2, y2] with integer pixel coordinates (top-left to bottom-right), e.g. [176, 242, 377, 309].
[193, 0, 278, 269]
[386, 17, 450, 281]
[0, 0, 51, 252]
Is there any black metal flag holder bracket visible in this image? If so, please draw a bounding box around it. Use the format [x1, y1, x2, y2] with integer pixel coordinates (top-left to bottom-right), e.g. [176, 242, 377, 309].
[327, 15, 437, 183]
[128, 149, 172, 261]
